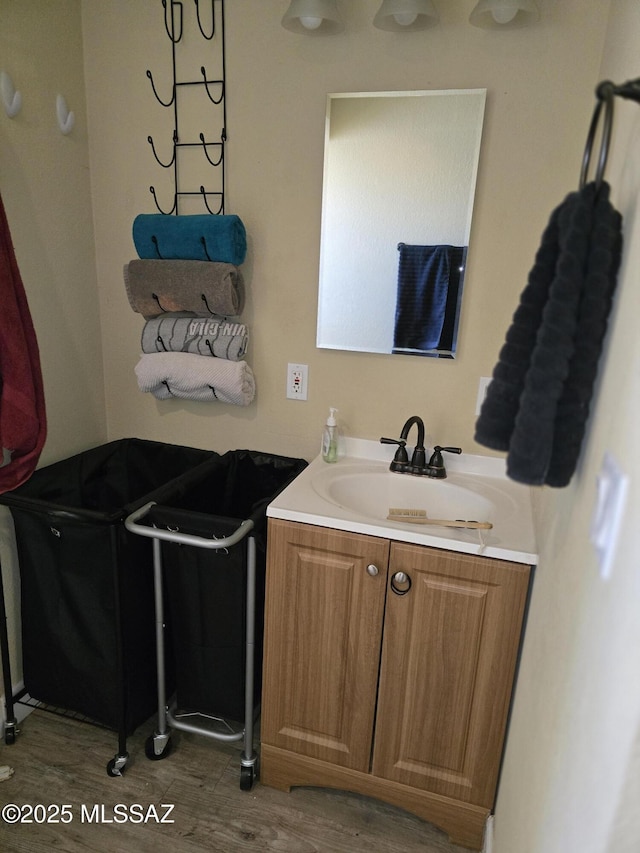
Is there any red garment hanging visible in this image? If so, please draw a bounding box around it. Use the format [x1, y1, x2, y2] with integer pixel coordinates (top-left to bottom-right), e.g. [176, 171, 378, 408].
[0, 194, 46, 492]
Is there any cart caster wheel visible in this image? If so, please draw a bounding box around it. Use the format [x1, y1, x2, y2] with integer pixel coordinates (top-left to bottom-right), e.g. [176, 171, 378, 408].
[4, 728, 16, 745]
[145, 734, 172, 761]
[240, 765, 255, 791]
[106, 755, 128, 777]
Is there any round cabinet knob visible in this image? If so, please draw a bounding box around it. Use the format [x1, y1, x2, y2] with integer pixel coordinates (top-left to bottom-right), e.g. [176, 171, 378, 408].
[390, 571, 412, 595]
[366, 564, 379, 577]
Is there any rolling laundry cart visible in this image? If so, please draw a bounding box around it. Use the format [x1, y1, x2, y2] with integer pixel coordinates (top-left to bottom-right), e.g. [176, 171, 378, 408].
[0, 438, 218, 775]
[124, 449, 307, 790]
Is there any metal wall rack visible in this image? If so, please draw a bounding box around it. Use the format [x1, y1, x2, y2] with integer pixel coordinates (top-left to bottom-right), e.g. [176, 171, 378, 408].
[147, 0, 226, 215]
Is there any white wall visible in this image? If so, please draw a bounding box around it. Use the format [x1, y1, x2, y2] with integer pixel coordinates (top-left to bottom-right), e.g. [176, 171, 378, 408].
[494, 3, 640, 852]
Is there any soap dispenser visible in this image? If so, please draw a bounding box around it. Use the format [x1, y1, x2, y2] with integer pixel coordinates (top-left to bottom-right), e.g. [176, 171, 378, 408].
[322, 407, 339, 463]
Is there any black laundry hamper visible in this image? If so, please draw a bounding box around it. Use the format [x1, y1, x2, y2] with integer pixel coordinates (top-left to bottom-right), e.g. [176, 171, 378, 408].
[124, 449, 307, 790]
[0, 438, 218, 775]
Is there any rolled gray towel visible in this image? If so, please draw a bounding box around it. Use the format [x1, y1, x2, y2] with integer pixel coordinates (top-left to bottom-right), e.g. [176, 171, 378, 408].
[142, 314, 248, 361]
[135, 352, 255, 406]
[124, 259, 244, 318]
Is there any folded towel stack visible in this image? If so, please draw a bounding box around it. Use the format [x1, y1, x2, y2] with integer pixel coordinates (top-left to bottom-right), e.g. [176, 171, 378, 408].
[125, 213, 254, 405]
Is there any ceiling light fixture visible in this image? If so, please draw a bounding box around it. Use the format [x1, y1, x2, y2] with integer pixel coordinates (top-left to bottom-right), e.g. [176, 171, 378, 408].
[373, 0, 439, 31]
[469, 0, 539, 29]
[281, 0, 344, 34]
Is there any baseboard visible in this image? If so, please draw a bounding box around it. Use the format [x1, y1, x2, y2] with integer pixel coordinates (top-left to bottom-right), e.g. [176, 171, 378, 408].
[483, 814, 494, 853]
[261, 743, 489, 849]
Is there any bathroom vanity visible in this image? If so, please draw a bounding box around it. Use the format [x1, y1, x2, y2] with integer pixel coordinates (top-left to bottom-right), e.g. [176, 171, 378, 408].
[260, 439, 537, 850]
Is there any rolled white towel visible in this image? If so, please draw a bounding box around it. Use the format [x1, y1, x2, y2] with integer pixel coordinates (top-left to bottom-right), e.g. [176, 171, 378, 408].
[135, 352, 255, 406]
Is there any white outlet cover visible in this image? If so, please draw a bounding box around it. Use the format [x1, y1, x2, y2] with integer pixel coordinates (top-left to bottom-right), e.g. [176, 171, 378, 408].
[286, 363, 308, 400]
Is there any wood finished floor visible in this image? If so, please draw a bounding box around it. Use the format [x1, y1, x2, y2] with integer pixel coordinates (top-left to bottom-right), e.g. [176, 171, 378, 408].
[0, 708, 471, 853]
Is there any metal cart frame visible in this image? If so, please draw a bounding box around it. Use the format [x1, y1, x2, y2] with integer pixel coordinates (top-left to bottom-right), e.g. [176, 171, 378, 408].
[0, 556, 18, 745]
[125, 501, 259, 790]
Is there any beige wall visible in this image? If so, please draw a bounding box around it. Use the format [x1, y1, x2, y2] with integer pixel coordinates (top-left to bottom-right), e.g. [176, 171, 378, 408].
[0, 0, 105, 461]
[5, 3, 640, 853]
[0, 0, 105, 693]
[495, 3, 640, 850]
[83, 0, 610, 460]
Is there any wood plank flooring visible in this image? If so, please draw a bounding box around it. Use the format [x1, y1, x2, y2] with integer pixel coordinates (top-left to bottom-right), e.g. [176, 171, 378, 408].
[0, 709, 472, 853]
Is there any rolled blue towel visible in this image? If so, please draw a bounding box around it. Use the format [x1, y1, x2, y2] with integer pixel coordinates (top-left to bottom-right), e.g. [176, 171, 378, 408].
[132, 214, 247, 265]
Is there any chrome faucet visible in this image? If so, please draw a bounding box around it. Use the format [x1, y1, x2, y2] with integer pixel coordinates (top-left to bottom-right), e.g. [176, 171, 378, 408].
[380, 415, 426, 474]
[381, 416, 462, 478]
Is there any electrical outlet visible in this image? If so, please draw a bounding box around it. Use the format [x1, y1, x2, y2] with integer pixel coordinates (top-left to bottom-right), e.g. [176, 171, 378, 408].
[287, 363, 308, 400]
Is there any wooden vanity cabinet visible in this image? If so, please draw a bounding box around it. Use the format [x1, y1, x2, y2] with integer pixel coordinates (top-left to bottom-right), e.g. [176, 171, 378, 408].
[260, 519, 531, 850]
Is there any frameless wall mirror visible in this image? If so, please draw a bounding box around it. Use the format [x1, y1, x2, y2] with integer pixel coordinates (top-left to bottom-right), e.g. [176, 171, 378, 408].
[316, 89, 486, 358]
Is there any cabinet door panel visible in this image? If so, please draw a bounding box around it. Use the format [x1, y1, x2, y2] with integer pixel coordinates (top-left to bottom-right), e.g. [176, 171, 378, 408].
[262, 520, 389, 771]
[372, 543, 530, 807]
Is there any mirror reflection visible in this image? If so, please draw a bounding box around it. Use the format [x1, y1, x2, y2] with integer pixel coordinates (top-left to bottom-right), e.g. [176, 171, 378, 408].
[316, 89, 486, 358]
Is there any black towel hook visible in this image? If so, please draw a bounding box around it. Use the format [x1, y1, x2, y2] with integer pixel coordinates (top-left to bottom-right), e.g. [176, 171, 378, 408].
[163, 0, 184, 43]
[146, 69, 175, 108]
[199, 186, 224, 215]
[200, 237, 212, 260]
[149, 187, 177, 215]
[152, 292, 168, 312]
[580, 83, 614, 190]
[148, 133, 177, 169]
[199, 132, 224, 166]
[200, 67, 224, 105]
[201, 293, 216, 313]
[580, 77, 640, 190]
[194, 0, 215, 40]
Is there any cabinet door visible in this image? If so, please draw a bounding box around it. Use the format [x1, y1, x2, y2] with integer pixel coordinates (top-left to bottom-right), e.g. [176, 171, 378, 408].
[372, 542, 530, 808]
[261, 520, 389, 771]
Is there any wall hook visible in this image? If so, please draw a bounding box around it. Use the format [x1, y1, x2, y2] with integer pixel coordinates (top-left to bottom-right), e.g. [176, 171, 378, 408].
[199, 132, 223, 166]
[148, 133, 177, 168]
[56, 94, 74, 134]
[199, 186, 224, 214]
[194, 0, 215, 40]
[149, 186, 178, 215]
[1, 71, 22, 118]
[200, 67, 224, 105]
[163, 0, 184, 43]
[146, 69, 175, 108]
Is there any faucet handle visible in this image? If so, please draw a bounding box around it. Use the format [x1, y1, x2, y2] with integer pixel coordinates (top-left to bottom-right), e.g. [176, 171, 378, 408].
[380, 437, 409, 471]
[427, 445, 462, 479]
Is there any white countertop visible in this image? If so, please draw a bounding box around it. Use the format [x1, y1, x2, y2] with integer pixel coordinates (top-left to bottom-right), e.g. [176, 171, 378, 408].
[267, 438, 538, 565]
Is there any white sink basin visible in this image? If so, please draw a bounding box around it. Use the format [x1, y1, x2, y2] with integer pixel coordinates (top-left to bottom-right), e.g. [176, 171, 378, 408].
[266, 439, 537, 564]
[311, 465, 495, 524]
